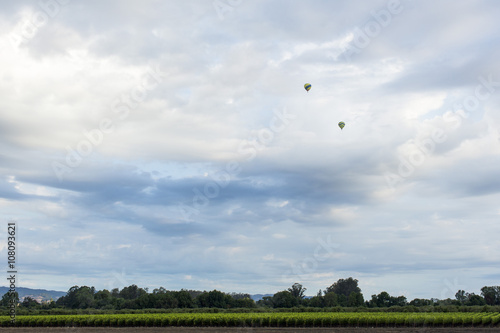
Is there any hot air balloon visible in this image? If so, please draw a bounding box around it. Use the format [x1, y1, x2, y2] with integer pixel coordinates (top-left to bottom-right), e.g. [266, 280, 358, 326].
[338, 121, 345, 130]
[304, 83, 311, 92]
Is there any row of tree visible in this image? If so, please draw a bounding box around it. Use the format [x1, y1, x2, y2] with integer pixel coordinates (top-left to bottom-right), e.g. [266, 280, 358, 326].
[2, 278, 500, 310]
[454, 287, 500, 306]
[55, 285, 255, 310]
[259, 279, 364, 308]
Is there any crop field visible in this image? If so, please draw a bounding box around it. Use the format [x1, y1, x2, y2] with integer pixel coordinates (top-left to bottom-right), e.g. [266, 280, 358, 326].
[0, 312, 500, 328]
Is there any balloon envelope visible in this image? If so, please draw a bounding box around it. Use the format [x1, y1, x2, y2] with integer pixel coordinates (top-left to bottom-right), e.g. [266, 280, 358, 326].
[304, 83, 311, 92]
[338, 121, 345, 130]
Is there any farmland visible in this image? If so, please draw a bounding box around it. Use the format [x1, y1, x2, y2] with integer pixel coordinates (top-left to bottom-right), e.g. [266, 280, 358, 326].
[1, 312, 500, 328]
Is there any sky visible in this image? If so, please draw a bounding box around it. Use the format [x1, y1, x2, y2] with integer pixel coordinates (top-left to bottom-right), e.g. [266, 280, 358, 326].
[1, 0, 500, 301]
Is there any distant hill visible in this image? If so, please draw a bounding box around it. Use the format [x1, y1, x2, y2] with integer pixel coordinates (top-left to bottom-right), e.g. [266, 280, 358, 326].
[0, 287, 66, 303]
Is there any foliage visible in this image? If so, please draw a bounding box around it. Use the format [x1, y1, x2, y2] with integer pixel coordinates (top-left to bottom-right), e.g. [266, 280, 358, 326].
[3, 279, 499, 312]
[0, 312, 499, 328]
[288, 283, 307, 300]
[0, 292, 18, 307]
[481, 286, 500, 305]
[271, 291, 299, 308]
[325, 277, 361, 297]
[368, 292, 407, 307]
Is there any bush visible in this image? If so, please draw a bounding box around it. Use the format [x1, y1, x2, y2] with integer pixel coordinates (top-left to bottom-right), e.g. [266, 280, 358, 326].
[481, 314, 492, 326]
[491, 314, 500, 326]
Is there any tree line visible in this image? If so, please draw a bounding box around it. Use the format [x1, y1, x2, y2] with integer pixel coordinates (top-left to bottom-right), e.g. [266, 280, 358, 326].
[2, 278, 500, 311]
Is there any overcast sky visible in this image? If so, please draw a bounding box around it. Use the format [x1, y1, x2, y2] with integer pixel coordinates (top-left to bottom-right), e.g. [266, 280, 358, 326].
[1, 0, 500, 300]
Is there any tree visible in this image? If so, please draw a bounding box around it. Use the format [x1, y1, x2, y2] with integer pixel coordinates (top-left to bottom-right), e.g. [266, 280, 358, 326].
[455, 290, 467, 305]
[111, 288, 120, 298]
[325, 278, 362, 298]
[231, 297, 256, 308]
[94, 289, 112, 309]
[21, 296, 40, 309]
[376, 291, 391, 307]
[56, 286, 77, 308]
[393, 295, 407, 307]
[175, 289, 194, 308]
[368, 291, 404, 308]
[41, 299, 57, 309]
[308, 295, 324, 307]
[1, 291, 19, 307]
[208, 290, 230, 308]
[466, 293, 486, 306]
[272, 291, 298, 308]
[195, 292, 209, 307]
[257, 296, 273, 308]
[288, 283, 307, 300]
[75, 286, 95, 308]
[196, 290, 231, 308]
[409, 298, 432, 307]
[337, 294, 348, 307]
[481, 286, 500, 305]
[228, 292, 252, 300]
[348, 291, 364, 307]
[137, 295, 152, 309]
[119, 285, 147, 300]
[57, 286, 95, 309]
[323, 292, 338, 307]
[153, 287, 167, 294]
[228, 293, 255, 308]
[152, 291, 178, 308]
[111, 297, 126, 309]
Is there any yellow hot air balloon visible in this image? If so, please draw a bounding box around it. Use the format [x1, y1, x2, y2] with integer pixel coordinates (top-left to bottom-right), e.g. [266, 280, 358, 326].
[338, 121, 345, 130]
[304, 83, 311, 92]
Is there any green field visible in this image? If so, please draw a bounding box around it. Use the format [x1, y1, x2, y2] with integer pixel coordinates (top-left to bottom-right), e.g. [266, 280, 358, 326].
[1, 312, 500, 327]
